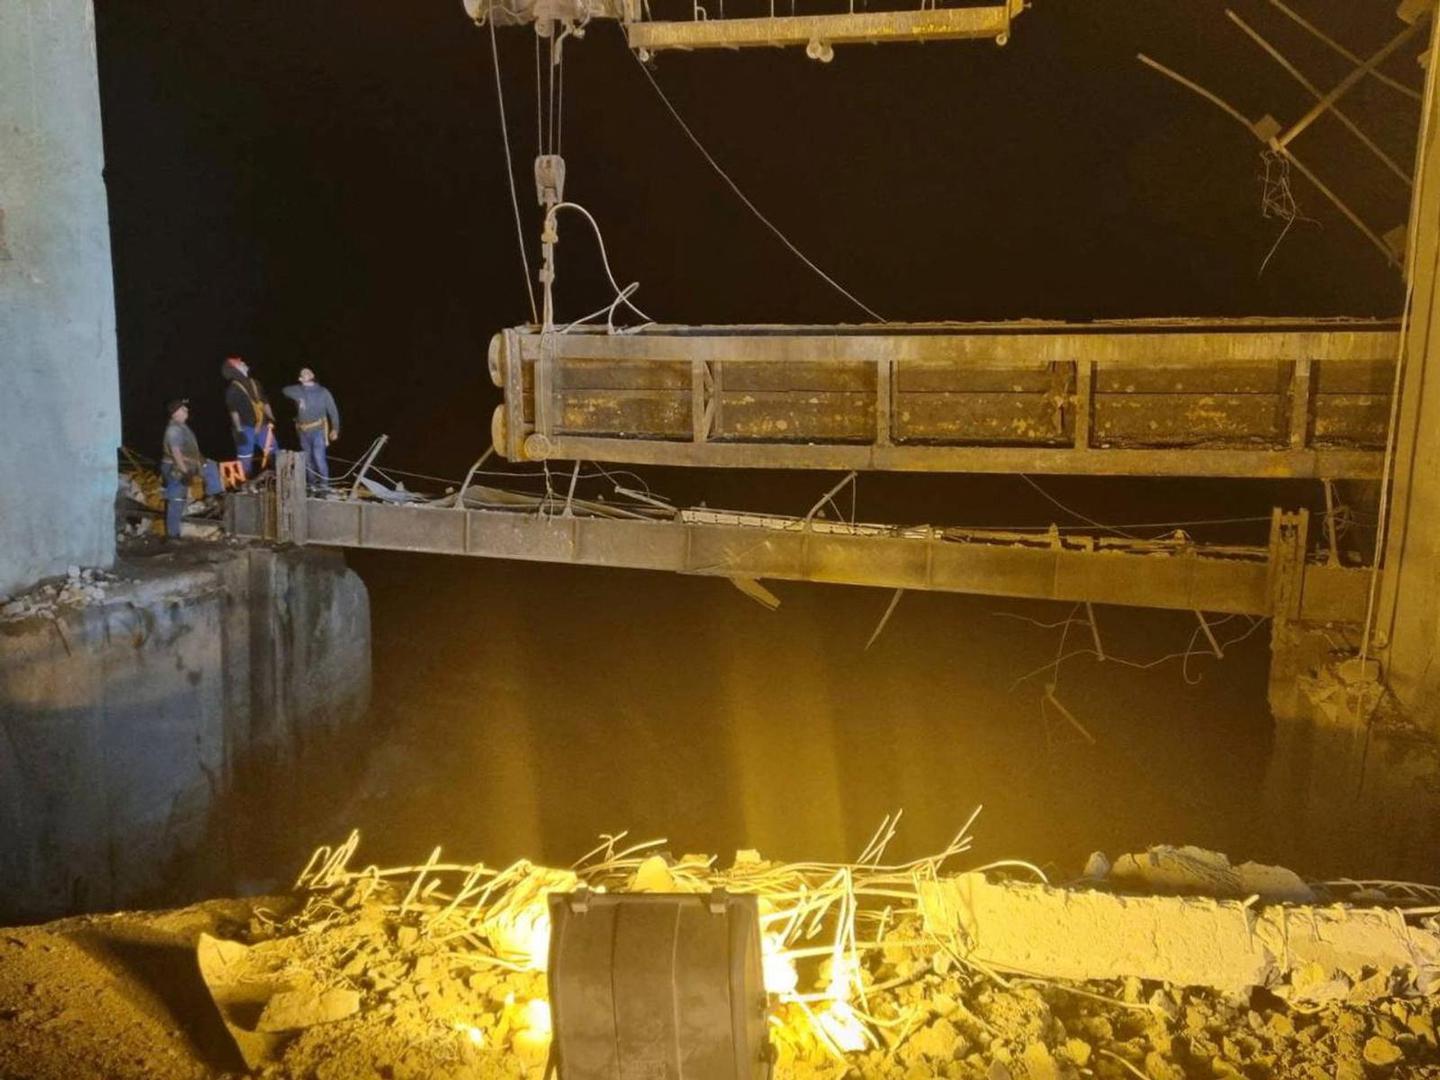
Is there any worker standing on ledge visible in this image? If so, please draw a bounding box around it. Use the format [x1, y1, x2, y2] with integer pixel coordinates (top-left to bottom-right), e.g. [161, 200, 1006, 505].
[222, 356, 276, 478]
[282, 367, 341, 489]
[160, 399, 221, 539]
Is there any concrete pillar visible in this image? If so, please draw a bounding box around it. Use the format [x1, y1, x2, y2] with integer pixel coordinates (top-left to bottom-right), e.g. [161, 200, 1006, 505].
[1378, 22, 1440, 730]
[0, 0, 121, 597]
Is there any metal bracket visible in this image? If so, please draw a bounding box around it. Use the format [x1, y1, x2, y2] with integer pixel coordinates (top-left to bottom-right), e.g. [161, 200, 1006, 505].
[535, 154, 566, 208]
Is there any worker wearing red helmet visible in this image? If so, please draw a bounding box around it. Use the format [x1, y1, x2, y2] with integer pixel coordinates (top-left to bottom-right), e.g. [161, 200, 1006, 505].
[221, 356, 276, 478]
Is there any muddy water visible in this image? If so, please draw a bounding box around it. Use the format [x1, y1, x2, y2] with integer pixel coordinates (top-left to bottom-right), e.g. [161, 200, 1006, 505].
[247, 549, 1431, 888]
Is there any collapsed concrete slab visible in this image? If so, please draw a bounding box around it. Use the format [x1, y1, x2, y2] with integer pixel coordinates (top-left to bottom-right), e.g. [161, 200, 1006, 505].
[920, 872, 1440, 1003]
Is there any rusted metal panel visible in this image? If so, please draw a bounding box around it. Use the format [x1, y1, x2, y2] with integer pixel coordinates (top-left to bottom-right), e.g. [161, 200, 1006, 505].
[1312, 394, 1392, 444]
[556, 358, 690, 390]
[715, 391, 873, 441]
[895, 361, 1057, 393]
[894, 392, 1066, 443]
[1094, 362, 1290, 394]
[1312, 360, 1396, 394]
[719, 360, 875, 393]
[1093, 394, 1288, 444]
[558, 390, 692, 438]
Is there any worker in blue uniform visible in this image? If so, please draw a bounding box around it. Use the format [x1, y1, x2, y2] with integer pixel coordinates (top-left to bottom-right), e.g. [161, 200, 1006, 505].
[160, 399, 221, 538]
[222, 356, 276, 478]
[282, 368, 341, 489]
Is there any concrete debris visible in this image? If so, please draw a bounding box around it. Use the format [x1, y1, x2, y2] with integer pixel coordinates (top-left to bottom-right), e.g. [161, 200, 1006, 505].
[1, 882, 1439, 1079]
[630, 854, 679, 892]
[1081, 851, 1111, 880]
[257, 988, 362, 1032]
[1364, 1035, 1405, 1066]
[921, 872, 1440, 1004]
[0, 565, 113, 622]
[1106, 844, 1316, 903]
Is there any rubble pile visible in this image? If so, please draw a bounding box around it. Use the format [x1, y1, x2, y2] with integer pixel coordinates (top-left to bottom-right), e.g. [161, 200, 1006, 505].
[0, 564, 113, 622]
[187, 831, 1440, 1080]
[1, 832, 1438, 1079]
[115, 461, 225, 541]
[192, 874, 1440, 1080]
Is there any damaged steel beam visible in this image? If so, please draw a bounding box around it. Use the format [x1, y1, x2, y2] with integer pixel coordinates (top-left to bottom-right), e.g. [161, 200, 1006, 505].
[227, 490, 1368, 621]
[488, 320, 1398, 479]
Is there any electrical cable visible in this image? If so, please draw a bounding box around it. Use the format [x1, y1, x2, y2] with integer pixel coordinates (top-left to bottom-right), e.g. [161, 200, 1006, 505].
[1018, 475, 1141, 539]
[547, 201, 653, 325]
[488, 17, 539, 323]
[630, 49, 886, 324]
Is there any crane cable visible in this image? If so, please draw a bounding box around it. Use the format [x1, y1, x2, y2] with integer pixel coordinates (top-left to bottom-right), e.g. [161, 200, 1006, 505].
[488, 16, 539, 323]
[631, 50, 887, 323]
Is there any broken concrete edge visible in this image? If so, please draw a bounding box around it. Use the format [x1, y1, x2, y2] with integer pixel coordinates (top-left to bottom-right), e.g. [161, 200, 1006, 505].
[920, 872, 1440, 1005]
[1103, 844, 1317, 904]
[0, 542, 372, 923]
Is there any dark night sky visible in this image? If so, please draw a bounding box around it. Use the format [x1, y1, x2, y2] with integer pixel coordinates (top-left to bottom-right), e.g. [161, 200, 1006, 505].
[94, 0, 1415, 481]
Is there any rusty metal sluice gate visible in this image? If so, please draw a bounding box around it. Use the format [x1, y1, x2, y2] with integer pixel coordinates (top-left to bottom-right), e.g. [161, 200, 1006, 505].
[488, 320, 1398, 479]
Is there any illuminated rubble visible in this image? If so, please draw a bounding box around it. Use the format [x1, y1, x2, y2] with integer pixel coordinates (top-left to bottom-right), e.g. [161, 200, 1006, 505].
[2, 822, 1439, 1079]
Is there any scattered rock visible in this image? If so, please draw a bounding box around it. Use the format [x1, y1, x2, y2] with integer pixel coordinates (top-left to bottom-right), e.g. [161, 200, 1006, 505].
[907, 1017, 962, 1061]
[1062, 1037, 1092, 1066]
[630, 855, 677, 893]
[1363, 1035, 1404, 1067]
[257, 988, 361, 1032]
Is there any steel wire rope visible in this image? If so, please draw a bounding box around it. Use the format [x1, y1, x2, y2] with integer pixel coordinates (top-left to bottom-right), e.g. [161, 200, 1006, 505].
[488, 16, 539, 323]
[630, 49, 886, 323]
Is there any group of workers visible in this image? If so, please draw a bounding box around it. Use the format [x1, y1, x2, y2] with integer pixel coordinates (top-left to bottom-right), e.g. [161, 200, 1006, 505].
[160, 357, 341, 538]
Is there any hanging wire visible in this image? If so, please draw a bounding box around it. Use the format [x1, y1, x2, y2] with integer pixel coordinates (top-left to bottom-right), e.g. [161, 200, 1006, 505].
[547, 201, 654, 326]
[488, 17, 539, 323]
[1018, 475, 1141, 539]
[548, 32, 558, 156]
[556, 36, 565, 155]
[630, 50, 886, 323]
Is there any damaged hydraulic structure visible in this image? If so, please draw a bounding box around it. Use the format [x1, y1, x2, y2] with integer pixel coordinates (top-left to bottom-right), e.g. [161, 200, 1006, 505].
[231, 448, 1361, 722]
[487, 319, 1398, 479]
[231, 1, 1440, 731]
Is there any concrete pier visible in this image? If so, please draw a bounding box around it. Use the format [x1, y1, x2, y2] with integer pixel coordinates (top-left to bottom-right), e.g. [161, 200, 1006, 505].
[0, 545, 371, 923]
[0, 0, 121, 597]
